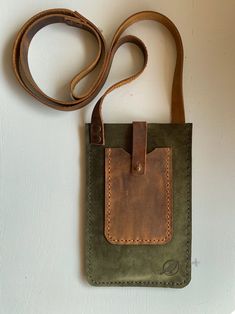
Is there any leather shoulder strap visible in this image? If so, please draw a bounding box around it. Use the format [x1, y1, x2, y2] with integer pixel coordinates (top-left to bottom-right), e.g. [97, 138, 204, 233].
[12, 9, 185, 138]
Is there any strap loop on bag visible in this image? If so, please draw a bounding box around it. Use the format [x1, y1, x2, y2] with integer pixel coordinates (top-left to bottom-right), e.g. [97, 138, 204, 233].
[12, 9, 185, 145]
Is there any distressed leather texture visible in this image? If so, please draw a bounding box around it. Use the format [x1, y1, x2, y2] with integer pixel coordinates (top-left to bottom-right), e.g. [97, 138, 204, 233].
[104, 146, 173, 245]
[86, 123, 192, 287]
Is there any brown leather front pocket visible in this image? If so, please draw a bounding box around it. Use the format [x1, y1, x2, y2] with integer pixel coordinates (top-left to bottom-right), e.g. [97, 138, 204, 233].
[104, 147, 173, 245]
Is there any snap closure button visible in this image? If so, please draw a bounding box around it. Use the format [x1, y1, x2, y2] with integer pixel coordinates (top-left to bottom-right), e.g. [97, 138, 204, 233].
[92, 134, 102, 144]
[134, 162, 142, 173]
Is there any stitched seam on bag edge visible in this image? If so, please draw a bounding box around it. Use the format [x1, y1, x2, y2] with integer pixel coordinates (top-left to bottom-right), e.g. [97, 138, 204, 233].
[87, 146, 95, 284]
[106, 148, 172, 243]
[87, 126, 191, 286]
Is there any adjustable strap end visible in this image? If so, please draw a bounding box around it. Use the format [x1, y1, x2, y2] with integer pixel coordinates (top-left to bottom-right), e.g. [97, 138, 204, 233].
[131, 121, 147, 175]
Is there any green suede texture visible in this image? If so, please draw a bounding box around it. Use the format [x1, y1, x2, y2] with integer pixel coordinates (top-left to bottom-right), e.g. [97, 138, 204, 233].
[85, 123, 192, 287]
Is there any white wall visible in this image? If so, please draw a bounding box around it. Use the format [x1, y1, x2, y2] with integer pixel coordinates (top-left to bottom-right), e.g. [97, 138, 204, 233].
[1, 1, 235, 313]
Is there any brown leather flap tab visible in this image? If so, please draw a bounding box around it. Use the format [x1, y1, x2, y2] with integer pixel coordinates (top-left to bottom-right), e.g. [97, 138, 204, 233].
[132, 122, 147, 175]
[104, 147, 173, 245]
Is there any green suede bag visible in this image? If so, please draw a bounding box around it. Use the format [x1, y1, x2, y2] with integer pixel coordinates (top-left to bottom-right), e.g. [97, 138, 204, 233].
[86, 122, 192, 287]
[13, 9, 192, 288]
